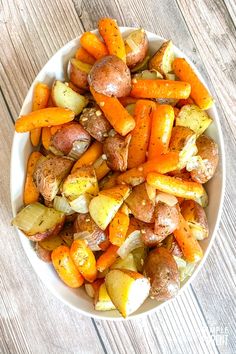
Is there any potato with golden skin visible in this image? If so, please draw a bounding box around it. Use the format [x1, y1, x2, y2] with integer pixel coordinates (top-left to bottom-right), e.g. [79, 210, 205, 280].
[181, 200, 209, 240]
[148, 40, 174, 76]
[103, 134, 131, 171]
[125, 29, 149, 68]
[143, 247, 180, 301]
[88, 55, 131, 97]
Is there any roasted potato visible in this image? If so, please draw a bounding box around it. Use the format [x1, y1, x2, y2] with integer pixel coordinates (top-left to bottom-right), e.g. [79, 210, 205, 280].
[134, 69, 163, 80]
[88, 55, 131, 97]
[176, 104, 212, 137]
[138, 221, 158, 247]
[35, 243, 52, 262]
[148, 40, 174, 76]
[79, 107, 112, 142]
[94, 282, 116, 311]
[125, 29, 149, 68]
[38, 233, 65, 251]
[125, 183, 155, 223]
[52, 80, 88, 115]
[50, 122, 91, 157]
[74, 213, 106, 251]
[169, 126, 198, 169]
[130, 55, 150, 73]
[143, 247, 180, 301]
[33, 155, 73, 202]
[12, 202, 65, 241]
[62, 166, 98, 201]
[103, 133, 131, 171]
[187, 135, 219, 183]
[89, 185, 131, 230]
[58, 223, 75, 247]
[105, 269, 150, 317]
[181, 200, 209, 240]
[162, 234, 183, 258]
[69, 58, 92, 90]
[154, 202, 180, 241]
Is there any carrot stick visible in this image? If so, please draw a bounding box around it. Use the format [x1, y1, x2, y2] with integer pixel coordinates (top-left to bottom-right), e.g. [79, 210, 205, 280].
[94, 159, 110, 180]
[98, 18, 126, 62]
[128, 100, 155, 168]
[90, 87, 135, 136]
[51, 246, 84, 288]
[96, 244, 119, 272]
[75, 47, 96, 65]
[23, 151, 42, 205]
[117, 152, 179, 186]
[80, 32, 108, 60]
[119, 97, 139, 106]
[173, 58, 214, 110]
[176, 97, 194, 108]
[15, 107, 75, 132]
[174, 214, 203, 262]
[70, 239, 97, 282]
[146, 172, 208, 206]
[148, 105, 174, 160]
[41, 127, 52, 150]
[109, 209, 130, 246]
[130, 79, 191, 99]
[71, 141, 103, 173]
[30, 83, 50, 146]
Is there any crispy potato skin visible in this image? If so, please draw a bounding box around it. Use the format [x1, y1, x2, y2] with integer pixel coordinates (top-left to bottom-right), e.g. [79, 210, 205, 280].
[33, 156, 73, 202]
[35, 243, 52, 262]
[125, 30, 149, 68]
[143, 247, 180, 301]
[79, 107, 112, 142]
[88, 55, 131, 97]
[190, 135, 219, 183]
[103, 134, 131, 171]
[125, 183, 155, 223]
[154, 202, 180, 241]
[28, 217, 65, 241]
[51, 122, 91, 156]
[69, 60, 90, 90]
[181, 200, 209, 239]
[148, 40, 174, 75]
[162, 234, 183, 258]
[138, 221, 158, 247]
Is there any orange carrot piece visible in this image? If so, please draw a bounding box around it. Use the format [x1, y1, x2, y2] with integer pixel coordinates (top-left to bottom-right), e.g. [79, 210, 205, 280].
[51, 246, 84, 288]
[15, 107, 75, 132]
[96, 245, 119, 272]
[119, 97, 139, 106]
[80, 32, 108, 60]
[173, 107, 180, 117]
[148, 105, 175, 160]
[23, 151, 42, 205]
[109, 210, 130, 246]
[117, 152, 179, 186]
[176, 97, 194, 108]
[101, 172, 120, 190]
[71, 141, 103, 173]
[70, 239, 97, 282]
[131, 79, 191, 99]
[146, 172, 207, 202]
[98, 18, 126, 62]
[75, 47, 96, 65]
[41, 127, 52, 150]
[30, 83, 50, 146]
[90, 87, 135, 136]
[94, 159, 111, 180]
[174, 214, 203, 262]
[128, 100, 155, 168]
[173, 58, 214, 110]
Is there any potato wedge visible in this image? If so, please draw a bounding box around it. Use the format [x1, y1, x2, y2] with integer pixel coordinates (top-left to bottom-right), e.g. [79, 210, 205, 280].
[169, 126, 197, 169]
[89, 185, 131, 230]
[105, 269, 150, 317]
[110, 253, 137, 272]
[181, 200, 209, 240]
[149, 40, 174, 76]
[95, 283, 116, 311]
[69, 58, 92, 90]
[125, 29, 149, 68]
[38, 233, 65, 251]
[62, 166, 99, 201]
[52, 80, 88, 115]
[12, 202, 65, 241]
[33, 155, 73, 202]
[176, 104, 212, 137]
[35, 243, 52, 262]
[134, 69, 163, 80]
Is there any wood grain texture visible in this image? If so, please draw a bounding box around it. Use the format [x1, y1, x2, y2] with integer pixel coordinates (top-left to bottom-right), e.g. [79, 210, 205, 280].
[0, 0, 235, 353]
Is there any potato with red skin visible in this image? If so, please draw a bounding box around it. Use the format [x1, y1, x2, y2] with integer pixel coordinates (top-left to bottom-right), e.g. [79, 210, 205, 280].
[125, 183, 155, 223]
[143, 247, 180, 301]
[50, 122, 91, 157]
[138, 221, 157, 247]
[154, 202, 180, 241]
[69, 58, 92, 90]
[79, 107, 112, 142]
[35, 243, 52, 262]
[88, 55, 131, 97]
[103, 134, 131, 171]
[188, 135, 219, 184]
[28, 219, 65, 242]
[125, 29, 149, 68]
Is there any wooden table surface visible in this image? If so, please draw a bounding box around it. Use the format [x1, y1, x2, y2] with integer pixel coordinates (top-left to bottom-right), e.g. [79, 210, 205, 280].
[0, 0, 235, 353]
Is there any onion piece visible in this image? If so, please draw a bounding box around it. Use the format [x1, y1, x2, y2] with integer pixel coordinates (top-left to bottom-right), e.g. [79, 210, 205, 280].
[53, 196, 74, 215]
[156, 192, 178, 206]
[12, 203, 46, 233]
[67, 140, 90, 160]
[69, 194, 92, 213]
[174, 256, 196, 282]
[85, 284, 95, 298]
[117, 230, 144, 259]
[126, 37, 140, 54]
[74, 231, 102, 251]
[145, 183, 156, 205]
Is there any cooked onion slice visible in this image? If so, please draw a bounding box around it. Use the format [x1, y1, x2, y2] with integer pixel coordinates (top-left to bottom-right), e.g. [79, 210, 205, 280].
[156, 192, 178, 206]
[117, 230, 144, 259]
